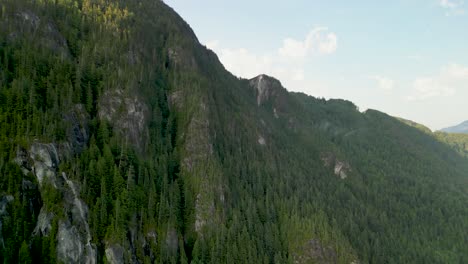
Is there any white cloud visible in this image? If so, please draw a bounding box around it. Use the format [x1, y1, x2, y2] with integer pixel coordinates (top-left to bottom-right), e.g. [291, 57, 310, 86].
[205, 40, 219, 50]
[292, 69, 305, 81]
[279, 38, 308, 58]
[410, 77, 455, 100]
[214, 47, 274, 78]
[440, 0, 458, 8]
[318, 32, 338, 54]
[279, 27, 338, 59]
[370, 75, 395, 92]
[406, 54, 425, 61]
[210, 44, 309, 89]
[444, 63, 468, 77]
[202, 27, 337, 91]
[439, 0, 465, 16]
[407, 64, 468, 100]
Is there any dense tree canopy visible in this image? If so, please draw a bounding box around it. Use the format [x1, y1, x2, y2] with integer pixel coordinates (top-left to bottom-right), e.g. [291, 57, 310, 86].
[0, 0, 467, 263]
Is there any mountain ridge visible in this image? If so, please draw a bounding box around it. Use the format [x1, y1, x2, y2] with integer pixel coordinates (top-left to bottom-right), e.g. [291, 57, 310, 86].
[441, 120, 468, 134]
[0, 0, 467, 263]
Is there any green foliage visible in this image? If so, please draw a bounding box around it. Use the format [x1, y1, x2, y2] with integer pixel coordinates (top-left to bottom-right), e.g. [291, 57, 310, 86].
[18, 240, 32, 264]
[435, 131, 468, 157]
[0, 0, 467, 263]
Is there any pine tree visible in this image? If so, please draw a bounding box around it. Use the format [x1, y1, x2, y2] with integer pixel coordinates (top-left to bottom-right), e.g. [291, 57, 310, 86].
[18, 240, 32, 264]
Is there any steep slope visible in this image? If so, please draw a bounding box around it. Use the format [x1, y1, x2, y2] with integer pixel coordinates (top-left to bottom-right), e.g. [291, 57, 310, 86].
[396, 117, 433, 134]
[435, 132, 468, 158]
[396, 117, 468, 158]
[441, 120, 468, 134]
[0, 1, 467, 264]
[232, 76, 468, 263]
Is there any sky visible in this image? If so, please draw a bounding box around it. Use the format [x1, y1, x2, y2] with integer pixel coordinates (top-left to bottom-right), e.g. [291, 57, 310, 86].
[164, 0, 468, 130]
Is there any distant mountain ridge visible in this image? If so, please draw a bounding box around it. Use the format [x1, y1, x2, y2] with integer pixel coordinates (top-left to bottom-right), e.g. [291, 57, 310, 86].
[441, 120, 468, 134]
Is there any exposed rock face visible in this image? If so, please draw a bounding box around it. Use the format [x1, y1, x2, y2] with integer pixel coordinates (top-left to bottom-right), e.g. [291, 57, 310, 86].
[143, 230, 158, 262]
[57, 218, 96, 264]
[258, 135, 266, 146]
[0, 195, 14, 249]
[194, 197, 205, 232]
[194, 192, 215, 233]
[0, 196, 13, 216]
[103, 221, 157, 263]
[98, 89, 149, 152]
[169, 90, 225, 235]
[64, 104, 90, 154]
[145, 230, 157, 250]
[59, 172, 96, 264]
[249, 74, 284, 106]
[13, 104, 89, 185]
[334, 161, 350, 179]
[8, 10, 70, 57]
[14, 143, 60, 187]
[14, 140, 96, 263]
[16, 10, 40, 29]
[168, 48, 180, 66]
[321, 152, 351, 179]
[29, 143, 60, 186]
[174, 94, 213, 174]
[57, 221, 84, 263]
[181, 101, 226, 234]
[22, 179, 36, 191]
[293, 239, 338, 264]
[42, 20, 70, 57]
[165, 228, 178, 253]
[168, 90, 183, 109]
[167, 46, 198, 70]
[273, 108, 279, 119]
[182, 113, 213, 172]
[105, 244, 125, 264]
[126, 48, 140, 66]
[33, 208, 54, 237]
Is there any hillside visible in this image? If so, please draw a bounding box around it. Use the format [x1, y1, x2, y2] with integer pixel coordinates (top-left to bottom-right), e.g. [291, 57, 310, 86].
[435, 132, 468, 158]
[0, 1, 467, 263]
[396, 117, 433, 134]
[396, 118, 468, 158]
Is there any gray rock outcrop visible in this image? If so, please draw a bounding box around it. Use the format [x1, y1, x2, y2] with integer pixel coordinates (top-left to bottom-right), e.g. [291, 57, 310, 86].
[59, 172, 96, 264]
[98, 89, 149, 152]
[8, 10, 70, 57]
[249, 74, 284, 106]
[13, 125, 95, 263]
[321, 152, 351, 179]
[105, 244, 125, 264]
[0, 195, 14, 249]
[64, 104, 90, 154]
[33, 208, 54, 237]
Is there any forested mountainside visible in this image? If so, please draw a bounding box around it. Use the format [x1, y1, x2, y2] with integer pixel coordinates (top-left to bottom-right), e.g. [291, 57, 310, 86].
[435, 132, 468, 158]
[398, 118, 468, 158]
[0, 0, 467, 263]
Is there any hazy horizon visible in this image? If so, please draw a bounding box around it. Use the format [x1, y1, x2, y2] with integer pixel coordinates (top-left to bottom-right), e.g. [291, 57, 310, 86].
[166, 0, 468, 130]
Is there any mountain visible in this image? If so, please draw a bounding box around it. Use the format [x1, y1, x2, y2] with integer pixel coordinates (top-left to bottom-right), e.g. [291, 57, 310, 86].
[396, 117, 432, 134]
[0, 0, 467, 263]
[435, 132, 468, 158]
[396, 118, 468, 158]
[397, 117, 468, 160]
[441, 120, 468, 134]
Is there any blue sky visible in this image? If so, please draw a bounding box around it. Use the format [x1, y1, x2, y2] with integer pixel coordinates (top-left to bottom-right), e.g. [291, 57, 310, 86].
[165, 0, 468, 130]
